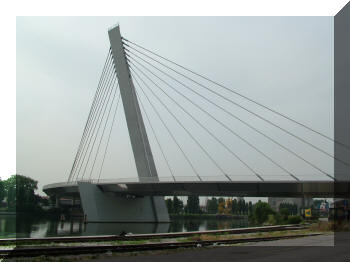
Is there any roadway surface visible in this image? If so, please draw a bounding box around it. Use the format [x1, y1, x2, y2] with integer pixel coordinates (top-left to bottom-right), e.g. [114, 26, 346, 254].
[88, 233, 349, 262]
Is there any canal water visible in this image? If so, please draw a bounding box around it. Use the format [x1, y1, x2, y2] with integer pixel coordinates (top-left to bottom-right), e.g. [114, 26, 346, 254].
[0, 215, 249, 239]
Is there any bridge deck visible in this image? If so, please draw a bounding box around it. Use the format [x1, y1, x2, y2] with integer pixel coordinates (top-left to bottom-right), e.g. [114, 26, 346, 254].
[43, 180, 350, 198]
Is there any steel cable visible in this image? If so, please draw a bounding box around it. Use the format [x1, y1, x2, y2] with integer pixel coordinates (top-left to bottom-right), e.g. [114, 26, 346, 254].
[97, 92, 122, 182]
[126, 52, 336, 180]
[124, 47, 350, 169]
[128, 57, 336, 181]
[76, 59, 117, 181]
[88, 84, 120, 180]
[69, 50, 112, 182]
[137, 91, 176, 181]
[131, 74, 202, 181]
[123, 38, 350, 151]
[131, 68, 257, 181]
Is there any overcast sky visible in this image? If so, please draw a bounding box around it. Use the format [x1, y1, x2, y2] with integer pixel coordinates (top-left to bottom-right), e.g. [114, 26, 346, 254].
[16, 16, 335, 194]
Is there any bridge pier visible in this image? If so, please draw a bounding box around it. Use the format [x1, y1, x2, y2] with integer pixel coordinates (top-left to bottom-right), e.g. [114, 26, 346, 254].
[55, 195, 60, 208]
[78, 182, 170, 223]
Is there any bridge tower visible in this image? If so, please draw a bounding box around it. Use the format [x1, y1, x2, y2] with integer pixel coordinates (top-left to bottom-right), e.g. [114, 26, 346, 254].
[78, 25, 169, 223]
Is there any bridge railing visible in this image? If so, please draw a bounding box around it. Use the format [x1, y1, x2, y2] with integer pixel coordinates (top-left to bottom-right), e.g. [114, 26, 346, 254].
[84, 174, 334, 184]
[47, 174, 336, 190]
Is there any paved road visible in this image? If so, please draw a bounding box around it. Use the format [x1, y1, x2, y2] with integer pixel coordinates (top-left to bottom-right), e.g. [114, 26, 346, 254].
[241, 232, 334, 246]
[89, 232, 350, 262]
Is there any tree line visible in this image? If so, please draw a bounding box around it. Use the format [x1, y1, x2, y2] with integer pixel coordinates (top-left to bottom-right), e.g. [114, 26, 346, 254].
[0, 174, 48, 212]
[165, 196, 303, 225]
[207, 197, 253, 215]
[166, 196, 253, 215]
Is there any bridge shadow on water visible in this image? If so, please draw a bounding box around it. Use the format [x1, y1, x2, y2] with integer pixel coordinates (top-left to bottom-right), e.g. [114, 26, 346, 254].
[52, 217, 249, 236]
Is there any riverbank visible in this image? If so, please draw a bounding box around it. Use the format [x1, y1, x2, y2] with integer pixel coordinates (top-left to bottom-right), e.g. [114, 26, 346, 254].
[170, 214, 248, 219]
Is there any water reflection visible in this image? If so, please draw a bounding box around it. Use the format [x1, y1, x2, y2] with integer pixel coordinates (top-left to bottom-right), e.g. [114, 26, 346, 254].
[0, 215, 249, 239]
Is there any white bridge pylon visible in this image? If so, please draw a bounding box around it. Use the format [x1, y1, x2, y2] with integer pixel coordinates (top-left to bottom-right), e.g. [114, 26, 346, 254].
[109, 26, 159, 182]
[78, 25, 169, 223]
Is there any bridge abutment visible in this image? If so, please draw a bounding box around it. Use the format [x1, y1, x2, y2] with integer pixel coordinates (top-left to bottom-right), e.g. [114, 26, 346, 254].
[78, 182, 170, 223]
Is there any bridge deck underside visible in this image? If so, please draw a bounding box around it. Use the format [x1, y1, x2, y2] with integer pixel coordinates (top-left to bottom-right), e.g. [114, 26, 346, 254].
[43, 181, 350, 198]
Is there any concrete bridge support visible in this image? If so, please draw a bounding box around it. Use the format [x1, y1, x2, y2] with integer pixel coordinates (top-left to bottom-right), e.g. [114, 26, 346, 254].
[78, 182, 170, 223]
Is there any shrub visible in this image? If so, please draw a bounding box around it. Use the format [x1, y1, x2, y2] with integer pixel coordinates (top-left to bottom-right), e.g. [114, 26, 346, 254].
[279, 207, 289, 221]
[266, 214, 277, 225]
[287, 215, 302, 224]
[252, 201, 275, 225]
[273, 213, 283, 224]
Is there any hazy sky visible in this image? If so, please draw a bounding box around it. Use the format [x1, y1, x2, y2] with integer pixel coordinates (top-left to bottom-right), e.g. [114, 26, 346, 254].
[16, 17, 335, 194]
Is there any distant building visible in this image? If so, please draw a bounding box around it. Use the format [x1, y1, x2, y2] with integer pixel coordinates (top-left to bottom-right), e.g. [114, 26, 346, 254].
[329, 199, 349, 221]
[268, 197, 313, 212]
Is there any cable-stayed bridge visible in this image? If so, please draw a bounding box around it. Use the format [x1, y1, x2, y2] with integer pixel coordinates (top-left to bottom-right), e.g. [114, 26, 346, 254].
[43, 25, 350, 223]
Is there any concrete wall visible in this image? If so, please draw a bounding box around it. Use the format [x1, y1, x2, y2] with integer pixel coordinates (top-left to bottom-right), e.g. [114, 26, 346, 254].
[78, 182, 169, 222]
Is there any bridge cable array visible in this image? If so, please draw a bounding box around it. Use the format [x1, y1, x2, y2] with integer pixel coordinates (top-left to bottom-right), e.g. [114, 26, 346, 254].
[131, 60, 306, 181]
[124, 45, 350, 172]
[68, 37, 342, 183]
[133, 70, 230, 181]
[131, 67, 263, 181]
[97, 92, 121, 182]
[68, 50, 121, 182]
[123, 38, 350, 152]
[136, 90, 176, 181]
[74, 51, 115, 181]
[67, 49, 112, 182]
[133, 77, 202, 181]
[123, 39, 341, 181]
[128, 55, 336, 181]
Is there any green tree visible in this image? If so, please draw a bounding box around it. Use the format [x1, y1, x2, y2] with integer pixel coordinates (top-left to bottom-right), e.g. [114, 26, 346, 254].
[173, 196, 184, 214]
[238, 199, 245, 215]
[248, 201, 253, 215]
[206, 197, 218, 214]
[186, 196, 200, 214]
[4, 174, 39, 212]
[279, 207, 289, 221]
[279, 203, 298, 216]
[4, 175, 16, 209]
[252, 201, 275, 225]
[245, 202, 249, 215]
[0, 179, 5, 203]
[232, 199, 238, 214]
[165, 198, 174, 214]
